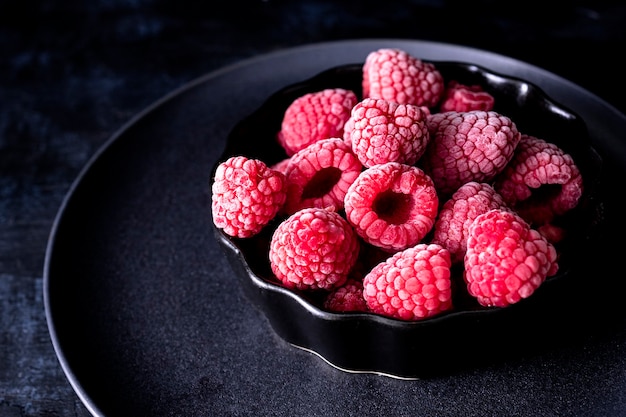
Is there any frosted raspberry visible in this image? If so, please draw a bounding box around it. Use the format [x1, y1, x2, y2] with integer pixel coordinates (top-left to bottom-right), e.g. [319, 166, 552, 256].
[211, 156, 287, 238]
[344, 162, 439, 252]
[439, 81, 495, 112]
[282, 138, 363, 215]
[323, 278, 369, 313]
[277, 88, 358, 156]
[363, 48, 444, 108]
[363, 243, 453, 321]
[464, 209, 559, 308]
[270, 157, 291, 175]
[269, 207, 360, 291]
[432, 182, 510, 264]
[348, 98, 430, 168]
[493, 134, 584, 226]
[421, 110, 521, 195]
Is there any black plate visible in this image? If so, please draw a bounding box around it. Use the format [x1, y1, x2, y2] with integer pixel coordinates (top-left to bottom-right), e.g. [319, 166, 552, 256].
[44, 40, 626, 416]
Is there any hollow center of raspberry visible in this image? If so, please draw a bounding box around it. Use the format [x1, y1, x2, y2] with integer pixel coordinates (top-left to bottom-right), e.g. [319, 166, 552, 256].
[302, 167, 342, 200]
[518, 184, 563, 210]
[372, 190, 412, 225]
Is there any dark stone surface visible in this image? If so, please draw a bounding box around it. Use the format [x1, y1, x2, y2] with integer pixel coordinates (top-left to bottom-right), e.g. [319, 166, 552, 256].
[1, 1, 625, 415]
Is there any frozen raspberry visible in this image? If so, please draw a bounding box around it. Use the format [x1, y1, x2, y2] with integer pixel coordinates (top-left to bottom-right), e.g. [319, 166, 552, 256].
[464, 209, 559, 308]
[211, 156, 287, 238]
[493, 134, 584, 226]
[363, 48, 444, 108]
[348, 98, 430, 168]
[277, 88, 358, 156]
[269, 207, 360, 291]
[439, 81, 495, 112]
[323, 278, 369, 313]
[344, 162, 439, 252]
[432, 182, 510, 264]
[363, 243, 453, 321]
[282, 138, 363, 215]
[421, 110, 521, 195]
[270, 157, 291, 175]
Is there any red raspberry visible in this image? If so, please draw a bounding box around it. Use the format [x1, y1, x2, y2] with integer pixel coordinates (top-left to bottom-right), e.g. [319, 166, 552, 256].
[344, 162, 439, 252]
[363, 243, 453, 321]
[463, 209, 559, 308]
[269, 207, 360, 291]
[432, 182, 510, 264]
[323, 278, 369, 313]
[277, 88, 358, 156]
[348, 98, 430, 168]
[421, 110, 521, 195]
[270, 157, 291, 175]
[363, 48, 444, 108]
[282, 138, 363, 215]
[493, 134, 584, 226]
[211, 156, 287, 238]
[439, 81, 495, 112]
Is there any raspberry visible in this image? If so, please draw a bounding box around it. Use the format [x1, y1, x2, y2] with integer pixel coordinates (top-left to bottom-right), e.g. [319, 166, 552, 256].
[463, 209, 559, 307]
[421, 110, 521, 195]
[323, 278, 369, 313]
[363, 48, 444, 108]
[269, 207, 360, 291]
[348, 98, 430, 168]
[439, 81, 495, 112]
[211, 156, 287, 238]
[432, 182, 509, 264]
[270, 157, 291, 175]
[363, 243, 453, 321]
[493, 134, 584, 226]
[344, 162, 439, 252]
[277, 88, 358, 156]
[282, 138, 363, 215]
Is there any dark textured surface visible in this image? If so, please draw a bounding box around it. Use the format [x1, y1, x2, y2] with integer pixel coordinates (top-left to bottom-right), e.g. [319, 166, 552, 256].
[2, 1, 626, 416]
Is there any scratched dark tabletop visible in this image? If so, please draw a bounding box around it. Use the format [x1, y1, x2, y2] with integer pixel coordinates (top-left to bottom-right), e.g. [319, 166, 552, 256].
[2, 1, 626, 416]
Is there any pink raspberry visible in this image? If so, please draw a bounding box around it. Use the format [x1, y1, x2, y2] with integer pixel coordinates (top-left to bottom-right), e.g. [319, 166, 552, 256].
[432, 182, 510, 264]
[270, 157, 291, 175]
[348, 98, 430, 168]
[363, 48, 444, 108]
[344, 162, 439, 252]
[269, 207, 360, 291]
[323, 278, 369, 313]
[277, 88, 358, 156]
[421, 110, 521, 195]
[282, 138, 363, 215]
[439, 81, 495, 112]
[363, 243, 453, 321]
[493, 134, 584, 226]
[211, 156, 287, 238]
[464, 209, 559, 308]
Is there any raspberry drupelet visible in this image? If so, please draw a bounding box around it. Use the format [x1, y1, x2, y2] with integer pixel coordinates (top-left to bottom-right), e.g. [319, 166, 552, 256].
[363, 48, 444, 108]
[344, 162, 439, 252]
[439, 81, 495, 113]
[363, 243, 453, 321]
[269, 207, 360, 291]
[277, 88, 358, 156]
[421, 110, 521, 196]
[347, 98, 430, 168]
[432, 182, 510, 264]
[211, 156, 287, 238]
[493, 134, 584, 226]
[282, 138, 363, 215]
[463, 208, 559, 308]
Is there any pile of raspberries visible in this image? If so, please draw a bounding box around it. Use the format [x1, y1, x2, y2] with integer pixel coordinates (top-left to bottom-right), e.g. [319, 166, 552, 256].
[211, 47, 584, 322]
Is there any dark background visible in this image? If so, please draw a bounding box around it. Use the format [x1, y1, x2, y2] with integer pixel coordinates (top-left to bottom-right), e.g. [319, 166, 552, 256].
[2, 1, 626, 416]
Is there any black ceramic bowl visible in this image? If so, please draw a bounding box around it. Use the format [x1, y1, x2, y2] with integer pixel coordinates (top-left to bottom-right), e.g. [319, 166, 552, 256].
[212, 61, 603, 379]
